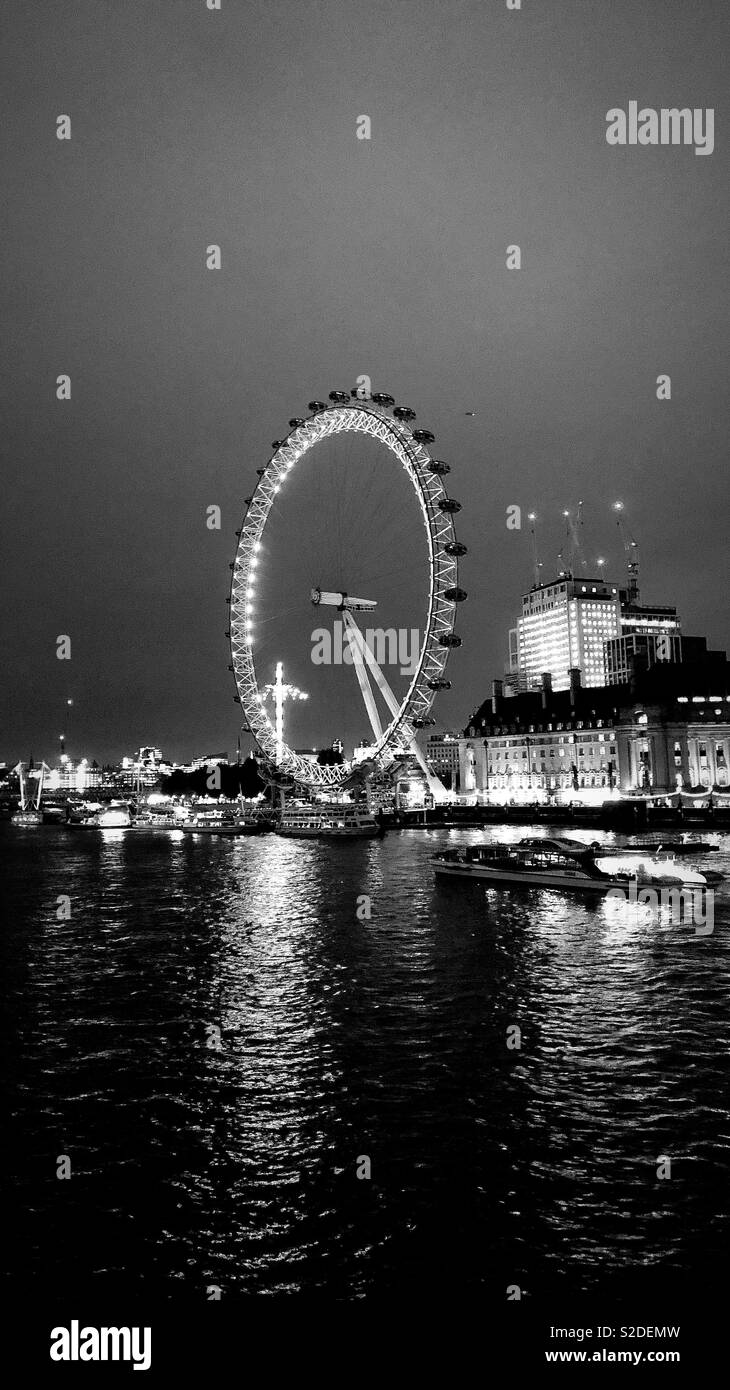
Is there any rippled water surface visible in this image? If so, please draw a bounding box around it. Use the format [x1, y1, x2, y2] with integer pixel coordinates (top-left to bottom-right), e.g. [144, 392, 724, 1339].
[3, 824, 729, 1299]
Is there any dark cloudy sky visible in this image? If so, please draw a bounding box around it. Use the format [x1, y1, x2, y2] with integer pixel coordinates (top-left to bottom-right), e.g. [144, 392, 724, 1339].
[2, 0, 728, 764]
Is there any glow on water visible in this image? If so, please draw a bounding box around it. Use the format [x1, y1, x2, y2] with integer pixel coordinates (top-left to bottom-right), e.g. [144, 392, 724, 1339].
[1, 823, 729, 1298]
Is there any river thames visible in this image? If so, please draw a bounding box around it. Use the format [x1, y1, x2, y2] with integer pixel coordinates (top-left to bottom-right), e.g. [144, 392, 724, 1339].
[2, 824, 729, 1303]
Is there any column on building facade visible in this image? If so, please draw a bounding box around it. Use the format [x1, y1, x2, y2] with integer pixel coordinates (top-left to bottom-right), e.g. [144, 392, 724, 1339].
[647, 732, 661, 790]
[474, 740, 488, 794]
[458, 739, 472, 794]
[687, 736, 699, 787]
[628, 738, 638, 789]
[711, 733, 723, 789]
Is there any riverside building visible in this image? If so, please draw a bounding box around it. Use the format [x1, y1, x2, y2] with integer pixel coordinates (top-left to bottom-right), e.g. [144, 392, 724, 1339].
[427, 654, 730, 806]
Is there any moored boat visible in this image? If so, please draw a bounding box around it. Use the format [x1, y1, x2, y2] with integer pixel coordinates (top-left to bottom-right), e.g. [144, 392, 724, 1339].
[130, 812, 180, 830]
[77, 802, 132, 829]
[11, 808, 43, 827]
[433, 836, 723, 894]
[277, 804, 381, 839]
[182, 802, 273, 835]
[599, 838, 719, 857]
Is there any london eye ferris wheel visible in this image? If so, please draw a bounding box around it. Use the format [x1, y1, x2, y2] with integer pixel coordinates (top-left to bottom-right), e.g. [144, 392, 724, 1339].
[227, 389, 467, 793]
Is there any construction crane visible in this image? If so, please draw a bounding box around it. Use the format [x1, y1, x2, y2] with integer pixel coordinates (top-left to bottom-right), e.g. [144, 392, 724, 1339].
[613, 501, 640, 603]
[557, 510, 570, 578]
[557, 501, 585, 578]
[527, 512, 543, 588]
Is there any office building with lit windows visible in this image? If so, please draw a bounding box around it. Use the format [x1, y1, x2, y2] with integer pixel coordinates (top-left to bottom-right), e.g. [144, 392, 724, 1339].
[507, 577, 623, 692]
[618, 600, 680, 641]
[603, 631, 714, 685]
[506, 569, 687, 693]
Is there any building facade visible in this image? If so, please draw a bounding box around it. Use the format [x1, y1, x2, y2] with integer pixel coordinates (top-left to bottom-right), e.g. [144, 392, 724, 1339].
[46, 759, 103, 793]
[508, 577, 623, 691]
[618, 599, 681, 641]
[116, 747, 173, 789]
[507, 575, 685, 694]
[428, 660, 730, 805]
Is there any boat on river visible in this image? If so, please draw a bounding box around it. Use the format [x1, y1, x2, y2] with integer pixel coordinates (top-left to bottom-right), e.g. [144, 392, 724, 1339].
[596, 838, 718, 857]
[433, 836, 724, 894]
[277, 804, 381, 839]
[182, 803, 273, 836]
[77, 802, 132, 829]
[128, 811, 184, 831]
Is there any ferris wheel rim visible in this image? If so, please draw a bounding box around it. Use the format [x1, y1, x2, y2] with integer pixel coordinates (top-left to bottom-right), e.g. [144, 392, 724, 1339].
[229, 397, 462, 790]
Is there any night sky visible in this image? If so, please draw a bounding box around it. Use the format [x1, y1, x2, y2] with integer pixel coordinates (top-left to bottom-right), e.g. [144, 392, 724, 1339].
[2, 0, 728, 764]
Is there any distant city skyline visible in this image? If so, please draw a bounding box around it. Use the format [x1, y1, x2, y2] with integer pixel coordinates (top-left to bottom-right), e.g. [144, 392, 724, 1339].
[2, 528, 726, 770]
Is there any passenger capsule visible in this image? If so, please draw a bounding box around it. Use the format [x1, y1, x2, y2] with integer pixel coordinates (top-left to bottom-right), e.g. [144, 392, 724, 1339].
[328, 390, 350, 404]
[288, 417, 305, 428]
[412, 429, 435, 444]
[271, 440, 282, 450]
[371, 392, 395, 407]
[427, 678, 452, 690]
[428, 460, 450, 475]
[393, 405, 416, 421]
[445, 587, 468, 603]
[437, 498, 462, 514]
[438, 633, 462, 648]
[308, 400, 327, 413]
[244, 496, 253, 505]
[444, 541, 467, 556]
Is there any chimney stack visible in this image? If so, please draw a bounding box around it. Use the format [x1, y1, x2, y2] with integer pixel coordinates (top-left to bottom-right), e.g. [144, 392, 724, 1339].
[569, 667, 582, 707]
[491, 679, 503, 714]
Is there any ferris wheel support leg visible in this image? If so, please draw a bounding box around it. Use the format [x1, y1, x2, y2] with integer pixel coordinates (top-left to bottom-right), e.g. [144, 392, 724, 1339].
[402, 732, 451, 803]
[341, 612, 384, 745]
[349, 615, 452, 803]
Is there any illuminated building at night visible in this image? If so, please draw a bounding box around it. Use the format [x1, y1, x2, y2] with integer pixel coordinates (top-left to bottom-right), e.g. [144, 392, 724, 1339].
[507, 577, 623, 691]
[428, 653, 730, 806]
[45, 759, 102, 793]
[116, 746, 173, 788]
[603, 631, 714, 685]
[507, 577, 683, 693]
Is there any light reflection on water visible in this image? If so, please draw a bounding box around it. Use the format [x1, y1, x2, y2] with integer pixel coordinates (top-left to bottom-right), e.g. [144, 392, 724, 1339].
[2, 822, 729, 1299]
